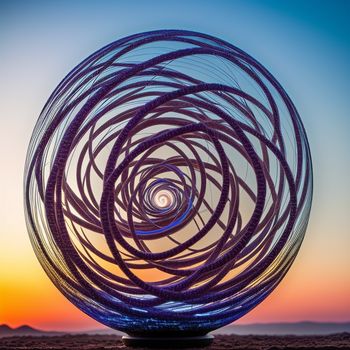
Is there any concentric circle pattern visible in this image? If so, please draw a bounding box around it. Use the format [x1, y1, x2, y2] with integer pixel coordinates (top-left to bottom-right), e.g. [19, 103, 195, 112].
[24, 30, 313, 335]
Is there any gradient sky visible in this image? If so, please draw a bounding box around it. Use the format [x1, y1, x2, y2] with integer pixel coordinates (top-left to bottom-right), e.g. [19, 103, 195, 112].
[0, 0, 349, 331]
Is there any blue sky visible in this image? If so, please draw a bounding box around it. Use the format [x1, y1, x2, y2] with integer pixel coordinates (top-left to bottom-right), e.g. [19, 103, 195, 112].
[1, 0, 349, 329]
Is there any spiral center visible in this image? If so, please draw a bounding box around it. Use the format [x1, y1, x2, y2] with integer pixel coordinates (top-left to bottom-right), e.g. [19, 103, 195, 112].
[153, 189, 174, 209]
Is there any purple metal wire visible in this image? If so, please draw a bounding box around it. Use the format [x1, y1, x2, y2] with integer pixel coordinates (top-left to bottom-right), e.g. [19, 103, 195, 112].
[24, 30, 313, 334]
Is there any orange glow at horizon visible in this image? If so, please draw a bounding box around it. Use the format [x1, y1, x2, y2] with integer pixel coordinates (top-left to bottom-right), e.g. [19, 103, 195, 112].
[1, 228, 350, 332]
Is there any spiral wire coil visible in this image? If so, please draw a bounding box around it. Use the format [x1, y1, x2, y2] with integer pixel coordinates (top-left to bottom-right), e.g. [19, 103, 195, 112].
[24, 30, 312, 334]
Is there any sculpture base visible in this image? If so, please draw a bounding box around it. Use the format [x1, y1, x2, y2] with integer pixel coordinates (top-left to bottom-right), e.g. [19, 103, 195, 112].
[122, 334, 214, 348]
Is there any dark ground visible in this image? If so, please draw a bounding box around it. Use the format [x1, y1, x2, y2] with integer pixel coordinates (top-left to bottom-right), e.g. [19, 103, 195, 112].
[1, 334, 350, 350]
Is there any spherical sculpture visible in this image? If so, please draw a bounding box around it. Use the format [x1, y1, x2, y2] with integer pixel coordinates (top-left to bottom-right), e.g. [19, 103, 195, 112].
[24, 30, 312, 338]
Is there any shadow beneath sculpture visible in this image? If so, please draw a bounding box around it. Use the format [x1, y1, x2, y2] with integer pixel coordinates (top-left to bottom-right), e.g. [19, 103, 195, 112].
[122, 334, 214, 348]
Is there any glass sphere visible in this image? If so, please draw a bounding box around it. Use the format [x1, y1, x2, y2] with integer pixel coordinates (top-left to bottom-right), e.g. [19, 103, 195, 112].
[24, 30, 312, 336]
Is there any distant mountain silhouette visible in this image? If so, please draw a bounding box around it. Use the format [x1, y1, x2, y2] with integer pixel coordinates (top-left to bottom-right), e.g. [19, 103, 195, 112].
[214, 322, 350, 335]
[84, 322, 350, 336]
[0, 324, 62, 338]
[1, 322, 350, 338]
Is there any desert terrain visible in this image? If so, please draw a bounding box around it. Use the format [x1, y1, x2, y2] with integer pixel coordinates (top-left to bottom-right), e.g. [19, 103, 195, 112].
[0, 333, 350, 350]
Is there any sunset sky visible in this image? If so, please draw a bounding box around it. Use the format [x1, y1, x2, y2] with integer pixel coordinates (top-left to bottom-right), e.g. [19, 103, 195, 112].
[0, 0, 349, 331]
